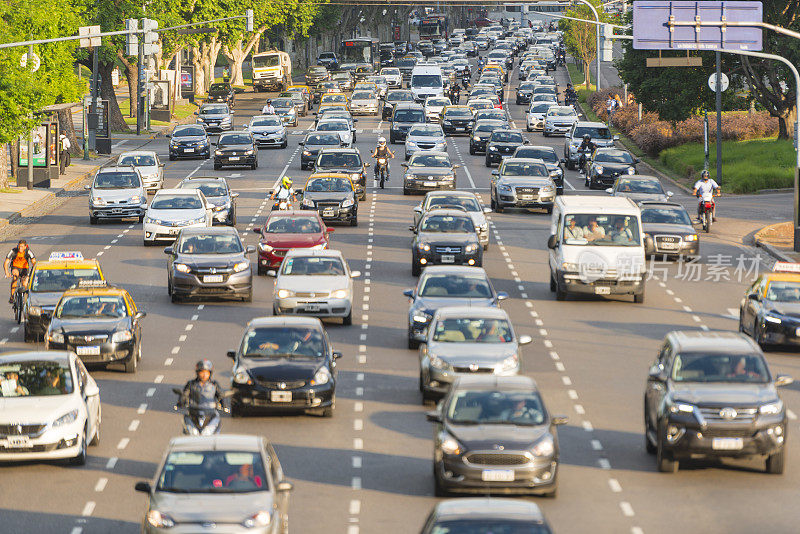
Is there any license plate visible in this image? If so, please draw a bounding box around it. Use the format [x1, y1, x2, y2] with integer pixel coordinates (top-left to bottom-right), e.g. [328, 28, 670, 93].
[440, 255, 455, 263]
[712, 437, 743, 450]
[184, 148, 194, 153]
[322, 209, 335, 217]
[457, 127, 466, 131]
[303, 303, 321, 312]
[203, 275, 224, 283]
[481, 469, 515, 482]
[6, 436, 30, 448]
[595, 286, 611, 295]
[229, 156, 240, 161]
[112, 208, 123, 214]
[660, 243, 678, 250]
[76, 346, 100, 356]
[519, 195, 534, 201]
[270, 391, 292, 402]
[169, 228, 179, 235]
[424, 181, 438, 187]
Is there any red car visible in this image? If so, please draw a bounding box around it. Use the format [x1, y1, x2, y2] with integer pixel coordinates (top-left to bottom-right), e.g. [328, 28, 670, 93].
[254, 210, 333, 274]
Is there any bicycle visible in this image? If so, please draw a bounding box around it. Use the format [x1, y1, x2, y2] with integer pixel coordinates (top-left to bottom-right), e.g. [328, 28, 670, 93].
[10, 275, 25, 324]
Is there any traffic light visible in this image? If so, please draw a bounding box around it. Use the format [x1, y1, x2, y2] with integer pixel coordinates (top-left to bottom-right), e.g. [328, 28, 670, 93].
[142, 18, 160, 56]
[246, 9, 254, 32]
[600, 23, 614, 62]
[125, 19, 138, 56]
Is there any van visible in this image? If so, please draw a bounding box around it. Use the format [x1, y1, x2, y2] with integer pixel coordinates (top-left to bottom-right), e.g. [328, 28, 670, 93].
[547, 196, 646, 303]
[410, 64, 444, 102]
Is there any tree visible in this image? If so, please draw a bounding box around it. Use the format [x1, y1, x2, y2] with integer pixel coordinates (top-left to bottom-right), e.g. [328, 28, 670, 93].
[559, 0, 608, 88]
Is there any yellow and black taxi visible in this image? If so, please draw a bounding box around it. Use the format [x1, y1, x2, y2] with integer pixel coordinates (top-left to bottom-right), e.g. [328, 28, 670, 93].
[739, 262, 800, 348]
[45, 281, 145, 373]
[23, 252, 104, 342]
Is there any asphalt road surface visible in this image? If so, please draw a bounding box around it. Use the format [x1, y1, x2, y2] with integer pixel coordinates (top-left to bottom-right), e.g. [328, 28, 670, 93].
[1, 51, 798, 534]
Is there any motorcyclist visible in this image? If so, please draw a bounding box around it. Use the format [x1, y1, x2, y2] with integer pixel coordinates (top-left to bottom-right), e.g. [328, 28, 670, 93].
[692, 170, 720, 221]
[270, 176, 296, 206]
[564, 83, 578, 104]
[577, 134, 597, 174]
[180, 360, 226, 412]
[262, 99, 275, 115]
[371, 137, 394, 179]
[451, 82, 461, 104]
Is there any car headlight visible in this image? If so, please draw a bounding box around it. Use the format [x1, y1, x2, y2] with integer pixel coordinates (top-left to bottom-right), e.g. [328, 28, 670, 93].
[473, 135, 480, 141]
[92, 197, 106, 206]
[257, 242, 274, 253]
[350, 173, 361, 180]
[213, 204, 227, 212]
[669, 402, 695, 414]
[429, 354, 451, 370]
[126, 195, 143, 205]
[215, 150, 224, 156]
[277, 289, 294, 299]
[765, 313, 782, 324]
[331, 288, 349, 299]
[443, 120, 452, 125]
[196, 140, 207, 147]
[439, 432, 462, 455]
[111, 330, 133, 343]
[242, 511, 272, 528]
[144, 216, 156, 225]
[498, 184, 512, 192]
[406, 140, 417, 147]
[413, 313, 429, 323]
[561, 261, 579, 271]
[541, 184, 555, 193]
[311, 367, 331, 385]
[489, 145, 498, 151]
[146, 511, 175, 529]
[499, 353, 519, 372]
[684, 234, 698, 242]
[531, 434, 555, 456]
[418, 242, 430, 252]
[595, 165, 604, 174]
[174, 263, 191, 274]
[244, 149, 255, 155]
[302, 198, 315, 207]
[52, 409, 79, 428]
[303, 150, 312, 156]
[28, 305, 42, 316]
[48, 332, 64, 344]
[627, 166, 636, 175]
[342, 198, 354, 208]
[233, 261, 249, 273]
[233, 367, 252, 385]
[465, 243, 478, 254]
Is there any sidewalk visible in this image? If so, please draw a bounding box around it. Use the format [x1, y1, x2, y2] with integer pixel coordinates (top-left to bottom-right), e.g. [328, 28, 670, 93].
[754, 222, 799, 262]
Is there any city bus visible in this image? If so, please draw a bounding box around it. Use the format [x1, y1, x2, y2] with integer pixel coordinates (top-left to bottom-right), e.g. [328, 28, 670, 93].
[526, 1, 569, 13]
[420, 14, 449, 40]
[340, 38, 380, 69]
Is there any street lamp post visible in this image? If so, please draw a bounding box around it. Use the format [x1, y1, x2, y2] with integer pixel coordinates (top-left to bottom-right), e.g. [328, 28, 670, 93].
[572, 0, 602, 91]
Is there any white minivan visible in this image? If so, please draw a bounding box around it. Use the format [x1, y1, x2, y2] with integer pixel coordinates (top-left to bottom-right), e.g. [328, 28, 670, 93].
[547, 196, 646, 303]
[410, 63, 444, 103]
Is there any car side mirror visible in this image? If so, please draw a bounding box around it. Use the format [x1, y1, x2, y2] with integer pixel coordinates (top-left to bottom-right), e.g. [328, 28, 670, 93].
[483, 207, 492, 213]
[547, 234, 558, 249]
[748, 293, 760, 301]
[496, 291, 509, 301]
[425, 410, 442, 423]
[560, 158, 566, 164]
[634, 157, 640, 163]
[666, 191, 674, 197]
[166, 134, 172, 138]
[193, 111, 198, 116]
[551, 415, 568, 426]
[276, 480, 294, 492]
[605, 187, 613, 194]
[402, 288, 415, 299]
[211, 142, 217, 146]
[163, 246, 174, 255]
[242, 125, 248, 129]
[266, 270, 277, 277]
[227, 350, 237, 360]
[648, 366, 666, 381]
[253, 227, 262, 235]
[491, 169, 499, 176]
[84, 184, 91, 190]
[523, 139, 530, 144]
[563, 132, 570, 137]
[518, 335, 532, 345]
[134, 481, 152, 493]
[776, 374, 793, 387]
[401, 163, 408, 168]
[350, 270, 361, 278]
[246, 245, 256, 254]
[135, 311, 147, 320]
[230, 192, 239, 199]
[409, 225, 417, 232]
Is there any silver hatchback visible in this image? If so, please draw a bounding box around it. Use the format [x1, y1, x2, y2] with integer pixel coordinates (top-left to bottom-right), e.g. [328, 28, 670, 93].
[86, 166, 147, 224]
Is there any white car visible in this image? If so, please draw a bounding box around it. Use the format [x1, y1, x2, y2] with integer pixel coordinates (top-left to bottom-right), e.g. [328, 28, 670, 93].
[269, 249, 360, 325]
[544, 106, 579, 137]
[0, 351, 100, 464]
[526, 100, 557, 132]
[349, 90, 380, 116]
[380, 67, 403, 88]
[424, 96, 452, 122]
[117, 150, 164, 193]
[316, 119, 354, 147]
[143, 189, 212, 245]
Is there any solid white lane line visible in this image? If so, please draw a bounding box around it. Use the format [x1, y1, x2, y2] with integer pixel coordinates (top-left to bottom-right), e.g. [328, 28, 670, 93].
[354, 402, 364, 412]
[350, 499, 361, 514]
[354, 419, 363, 431]
[356, 373, 364, 381]
[356, 387, 364, 396]
[351, 477, 362, 490]
[352, 456, 362, 468]
[347, 526, 359, 534]
[353, 438, 363, 450]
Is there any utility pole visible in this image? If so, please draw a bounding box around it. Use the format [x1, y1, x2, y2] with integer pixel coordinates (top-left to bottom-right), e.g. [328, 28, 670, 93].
[27, 43, 34, 190]
[715, 51, 722, 184]
[88, 47, 98, 153]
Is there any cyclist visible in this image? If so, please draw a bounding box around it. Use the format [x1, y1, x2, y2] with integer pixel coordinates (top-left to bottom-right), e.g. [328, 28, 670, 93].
[4, 240, 36, 304]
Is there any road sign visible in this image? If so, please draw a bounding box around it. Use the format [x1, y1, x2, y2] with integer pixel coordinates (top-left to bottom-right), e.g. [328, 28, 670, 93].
[79, 25, 102, 48]
[20, 52, 40, 72]
[633, 1, 762, 51]
[708, 72, 729, 92]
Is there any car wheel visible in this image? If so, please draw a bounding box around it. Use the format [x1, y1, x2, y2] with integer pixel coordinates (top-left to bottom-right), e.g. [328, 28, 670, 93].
[71, 427, 88, 466]
[272, 304, 281, 316]
[242, 289, 252, 303]
[634, 287, 645, 304]
[321, 396, 335, 418]
[24, 325, 35, 343]
[585, 176, 590, 188]
[766, 447, 785, 474]
[251, 161, 257, 170]
[555, 279, 567, 301]
[281, 140, 287, 149]
[214, 163, 221, 170]
[485, 157, 491, 167]
[409, 335, 420, 350]
[89, 216, 98, 225]
[171, 292, 181, 304]
[138, 215, 144, 223]
[343, 309, 352, 326]
[546, 206, 553, 214]
[89, 417, 100, 446]
[412, 260, 421, 277]
[350, 216, 358, 227]
[169, 154, 176, 161]
[124, 350, 138, 373]
[550, 272, 556, 292]
[257, 264, 267, 276]
[433, 468, 449, 497]
[656, 423, 678, 473]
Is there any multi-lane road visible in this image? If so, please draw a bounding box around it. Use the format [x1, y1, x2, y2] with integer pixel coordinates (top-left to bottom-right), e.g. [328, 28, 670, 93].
[1, 50, 799, 534]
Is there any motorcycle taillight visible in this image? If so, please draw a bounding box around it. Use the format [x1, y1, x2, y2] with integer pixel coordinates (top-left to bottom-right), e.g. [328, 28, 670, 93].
[704, 201, 714, 209]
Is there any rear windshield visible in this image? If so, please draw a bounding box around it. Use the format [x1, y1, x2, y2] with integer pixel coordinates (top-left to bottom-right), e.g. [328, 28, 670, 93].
[574, 126, 612, 139]
[119, 155, 155, 166]
[394, 109, 425, 122]
[151, 194, 202, 210]
[305, 134, 341, 145]
[264, 216, 321, 234]
[491, 131, 524, 143]
[501, 161, 547, 176]
[317, 152, 361, 168]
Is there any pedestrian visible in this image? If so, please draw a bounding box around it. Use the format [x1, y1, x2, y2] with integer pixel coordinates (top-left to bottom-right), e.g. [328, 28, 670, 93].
[614, 93, 623, 109]
[59, 133, 71, 175]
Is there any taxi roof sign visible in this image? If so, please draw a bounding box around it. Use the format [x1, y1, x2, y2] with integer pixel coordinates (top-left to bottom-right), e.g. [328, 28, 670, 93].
[772, 262, 800, 274]
[49, 251, 84, 261]
[76, 279, 108, 288]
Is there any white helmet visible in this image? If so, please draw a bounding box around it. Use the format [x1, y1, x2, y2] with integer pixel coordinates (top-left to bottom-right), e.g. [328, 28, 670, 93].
[378, 137, 386, 146]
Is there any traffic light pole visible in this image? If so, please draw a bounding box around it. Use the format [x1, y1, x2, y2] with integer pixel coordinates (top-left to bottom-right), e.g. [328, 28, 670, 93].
[88, 47, 98, 153]
[137, 39, 144, 135]
[26, 43, 34, 190]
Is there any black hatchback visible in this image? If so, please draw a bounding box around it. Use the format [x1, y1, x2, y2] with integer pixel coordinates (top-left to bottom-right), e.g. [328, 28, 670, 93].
[213, 131, 257, 170]
[168, 124, 211, 161]
[485, 129, 528, 167]
[208, 82, 235, 107]
[299, 173, 358, 226]
[299, 132, 343, 170]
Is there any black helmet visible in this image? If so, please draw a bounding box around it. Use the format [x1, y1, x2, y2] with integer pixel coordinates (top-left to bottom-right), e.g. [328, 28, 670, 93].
[700, 170, 710, 179]
[196, 359, 213, 373]
[583, 134, 590, 140]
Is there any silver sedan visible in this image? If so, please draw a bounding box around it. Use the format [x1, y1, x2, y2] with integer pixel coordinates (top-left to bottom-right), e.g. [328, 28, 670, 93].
[118, 150, 164, 193]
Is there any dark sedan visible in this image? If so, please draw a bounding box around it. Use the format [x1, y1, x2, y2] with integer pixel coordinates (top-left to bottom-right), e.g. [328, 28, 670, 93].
[515, 81, 538, 104]
[228, 316, 340, 417]
[383, 89, 415, 120]
[299, 173, 358, 226]
[213, 132, 257, 170]
[640, 201, 698, 257]
[485, 129, 528, 167]
[402, 151, 459, 195]
[411, 208, 482, 276]
[608, 175, 672, 203]
[305, 65, 330, 86]
[421, 499, 552, 534]
[441, 106, 475, 135]
[583, 147, 639, 189]
[313, 148, 368, 201]
[165, 227, 254, 302]
[390, 103, 426, 144]
[427, 375, 566, 497]
[403, 266, 507, 348]
[299, 132, 343, 170]
[469, 119, 506, 155]
[177, 176, 238, 226]
[168, 124, 211, 161]
[207, 82, 235, 107]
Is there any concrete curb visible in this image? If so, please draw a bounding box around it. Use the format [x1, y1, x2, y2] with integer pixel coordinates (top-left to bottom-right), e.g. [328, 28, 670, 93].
[755, 238, 795, 262]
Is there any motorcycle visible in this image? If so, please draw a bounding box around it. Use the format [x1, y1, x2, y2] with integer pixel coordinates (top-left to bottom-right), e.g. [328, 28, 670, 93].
[172, 388, 233, 436]
[375, 158, 389, 189]
[698, 196, 716, 233]
[270, 196, 293, 211]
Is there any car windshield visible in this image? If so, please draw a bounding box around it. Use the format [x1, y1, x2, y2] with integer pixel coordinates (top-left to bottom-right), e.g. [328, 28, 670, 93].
[549, 107, 575, 116]
[672, 352, 769, 383]
[475, 111, 505, 122]
[433, 317, 512, 343]
[388, 91, 414, 102]
[515, 147, 557, 163]
[476, 123, 503, 133]
[427, 98, 450, 107]
[616, 179, 663, 194]
[56, 295, 127, 318]
[332, 73, 350, 80]
[253, 54, 280, 68]
[317, 121, 349, 132]
[201, 106, 227, 115]
[157, 450, 269, 494]
[641, 206, 692, 225]
[409, 125, 443, 137]
[281, 256, 345, 276]
[445, 108, 473, 118]
[447, 390, 545, 426]
[30, 268, 101, 292]
[562, 214, 641, 246]
[411, 74, 442, 88]
[469, 102, 493, 111]
[94, 172, 140, 189]
[322, 94, 347, 103]
[180, 182, 226, 197]
[305, 177, 352, 192]
[419, 273, 491, 297]
[119, 155, 156, 166]
[397, 59, 417, 69]
[264, 216, 321, 234]
[427, 195, 480, 212]
[306, 134, 341, 146]
[273, 98, 293, 108]
[251, 117, 282, 128]
[382, 68, 400, 75]
[765, 281, 800, 302]
[530, 103, 555, 114]
[319, 52, 335, 59]
[491, 132, 524, 143]
[420, 215, 474, 233]
[409, 154, 451, 167]
[501, 162, 547, 177]
[151, 194, 203, 210]
[174, 126, 206, 137]
[318, 152, 360, 167]
[178, 234, 242, 254]
[574, 125, 612, 139]
[535, 86, 556, 93]
[309, 67, 327, 74]
[394, 110, 425, 122]
[209, 83, 229, 92]
[595, 151, 634, 163]
[352, 91, 374, 100]
[0, 360, 73, 397]
[218, 134, 251, 145]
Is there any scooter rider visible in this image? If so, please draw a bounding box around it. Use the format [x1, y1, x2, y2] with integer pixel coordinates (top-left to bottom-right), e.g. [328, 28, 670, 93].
[179, 359, 226, 412]
[577, 134, 596, 174]
[270, 176, 296, 205]
[371, 137, 394, 179]
[692, 170, 720, 220]
[564, 83, 578, 104]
